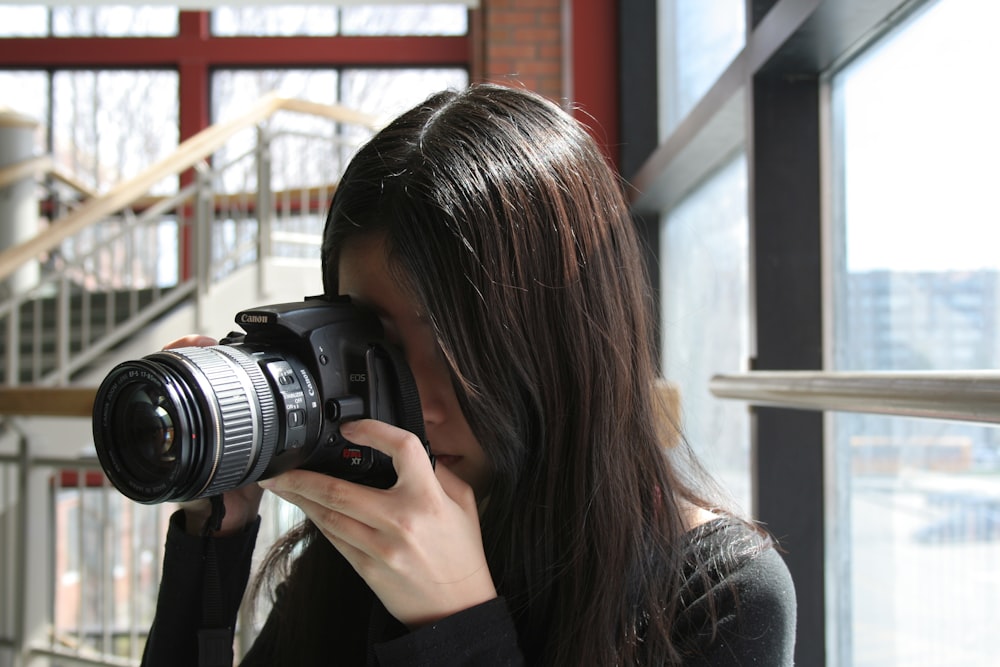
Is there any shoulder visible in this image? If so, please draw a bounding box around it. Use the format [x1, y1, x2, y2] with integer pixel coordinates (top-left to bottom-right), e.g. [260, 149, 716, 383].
[674, 517, 797, 665]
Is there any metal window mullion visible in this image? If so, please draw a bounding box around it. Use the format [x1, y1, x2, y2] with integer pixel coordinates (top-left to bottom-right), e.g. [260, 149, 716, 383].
[749, 69, 826, 667]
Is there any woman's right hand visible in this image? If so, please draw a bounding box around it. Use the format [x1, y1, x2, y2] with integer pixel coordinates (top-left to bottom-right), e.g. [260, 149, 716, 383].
[165, 335, 265, 537]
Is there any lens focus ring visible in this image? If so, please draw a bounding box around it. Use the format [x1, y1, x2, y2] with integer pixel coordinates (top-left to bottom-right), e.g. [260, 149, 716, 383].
[166, 347, 273, 497]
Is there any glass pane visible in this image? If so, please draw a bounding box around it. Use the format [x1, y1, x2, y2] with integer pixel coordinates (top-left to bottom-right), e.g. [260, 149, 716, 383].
[661, 154, 751, 512]
[212, 69, 342, 193]
[212, 69, 346, 271]
[657, 0, 745, 136]
[0, 5, 48, 37]
[341, 4, 467, 36]
[52, 70, 179, 193]
[212, 5, 338, 37]
[340, 67, 468, 125]
[52, 480, 171, 660]
[52, 6, 178, 37]
[831, 1, 1000, 665]
[339, 67, 467, 173]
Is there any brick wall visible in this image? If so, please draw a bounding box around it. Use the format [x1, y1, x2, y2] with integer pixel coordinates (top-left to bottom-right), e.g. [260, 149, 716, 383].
[478, 0, 567, 105]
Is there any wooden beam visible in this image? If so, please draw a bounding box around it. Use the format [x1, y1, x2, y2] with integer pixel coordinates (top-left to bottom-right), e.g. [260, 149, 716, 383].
[0, 387, 96, 418]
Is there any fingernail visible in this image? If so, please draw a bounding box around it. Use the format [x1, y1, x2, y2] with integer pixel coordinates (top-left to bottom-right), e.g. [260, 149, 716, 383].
[258, 478, 275, 489]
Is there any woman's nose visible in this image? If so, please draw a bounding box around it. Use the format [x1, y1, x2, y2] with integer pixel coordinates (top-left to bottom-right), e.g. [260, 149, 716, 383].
[416, 374, 447, 426]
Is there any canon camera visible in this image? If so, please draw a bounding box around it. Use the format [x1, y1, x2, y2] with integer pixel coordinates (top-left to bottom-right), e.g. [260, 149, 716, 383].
[91, 296, 427, 504]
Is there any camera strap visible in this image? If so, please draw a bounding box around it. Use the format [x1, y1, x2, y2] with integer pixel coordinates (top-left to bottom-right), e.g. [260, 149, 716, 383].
[198, 495, 233, 667]
[378, 343, 430, 455]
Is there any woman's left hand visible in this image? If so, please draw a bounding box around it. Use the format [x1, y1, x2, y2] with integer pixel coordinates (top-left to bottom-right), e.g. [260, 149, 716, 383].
[258, 419, 498, 628]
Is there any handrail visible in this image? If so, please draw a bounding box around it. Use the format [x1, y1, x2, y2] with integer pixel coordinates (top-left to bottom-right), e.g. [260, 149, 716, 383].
[710, 370, 1000, 425]
[0, 93, 380, 282]
[49, 164, 98, 199]
[0, 155, 96, 199]
[0, 154, 53, 189]
[278, 96, 384, 128]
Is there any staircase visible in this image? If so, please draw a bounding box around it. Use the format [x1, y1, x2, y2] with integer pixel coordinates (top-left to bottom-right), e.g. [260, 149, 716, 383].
[0, 93, 379, 391]
[1, 285, 179, 385]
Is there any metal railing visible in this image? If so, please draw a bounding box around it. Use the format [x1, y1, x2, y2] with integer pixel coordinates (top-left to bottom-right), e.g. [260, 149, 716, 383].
[0, 432, 299, 667]
[709, 370, 1000, 425]
[0, 94, 378, 388]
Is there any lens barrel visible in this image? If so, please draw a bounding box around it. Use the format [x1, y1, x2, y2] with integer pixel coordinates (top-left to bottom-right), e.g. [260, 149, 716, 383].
[93, 345, 280, 504]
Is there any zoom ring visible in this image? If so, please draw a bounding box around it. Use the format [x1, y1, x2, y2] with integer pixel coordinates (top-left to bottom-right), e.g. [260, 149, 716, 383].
[170, 347, 261, 497]
[212, 346, 279, 485]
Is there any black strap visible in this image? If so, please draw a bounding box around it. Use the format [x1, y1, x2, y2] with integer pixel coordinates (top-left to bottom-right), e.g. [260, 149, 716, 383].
[378, 342, 432, 462]
[198, 495, 233, 667]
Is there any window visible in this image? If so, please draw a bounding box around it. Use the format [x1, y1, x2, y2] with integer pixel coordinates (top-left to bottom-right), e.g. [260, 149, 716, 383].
[661, 154, 751, 512]
[52, 5, 178, 37]
[212, 3, 467, 37]
[212, 5, 339, 37]
[210, 67, 468, 262]
[830, 1, 1000, 664]
[0, 5, 179, 37]
[0, 5, 47, 37]
[657, 0, 745, 136]
[340, 4, 467, 36]
[53, 70, 179, 193]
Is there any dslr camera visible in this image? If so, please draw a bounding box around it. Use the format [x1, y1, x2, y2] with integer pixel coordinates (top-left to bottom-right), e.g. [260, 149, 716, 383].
[92, 296, 427, 504]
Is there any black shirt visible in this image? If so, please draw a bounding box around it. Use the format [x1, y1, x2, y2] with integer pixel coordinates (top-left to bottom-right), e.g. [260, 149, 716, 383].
[141, 512, 795, 666]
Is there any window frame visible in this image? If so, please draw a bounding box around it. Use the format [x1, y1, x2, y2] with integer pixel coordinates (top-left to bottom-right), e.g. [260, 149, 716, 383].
[623, 1, 940, 665]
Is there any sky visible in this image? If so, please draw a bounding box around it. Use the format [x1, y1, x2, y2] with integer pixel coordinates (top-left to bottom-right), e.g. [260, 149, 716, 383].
[840, 0, 1000, 273]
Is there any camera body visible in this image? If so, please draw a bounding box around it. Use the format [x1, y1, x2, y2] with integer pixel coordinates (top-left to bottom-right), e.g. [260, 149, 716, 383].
[92, 296, 427, 504]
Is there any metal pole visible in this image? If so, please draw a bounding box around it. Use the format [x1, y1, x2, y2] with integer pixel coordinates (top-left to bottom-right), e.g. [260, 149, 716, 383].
[56, 275, 70, 386]
[6, 300, 19, 386]
[255, 126, 273, 300]
[14, 432, 27, 667]
[194, 162, 213, 333]
[711, 370, 1000, 424]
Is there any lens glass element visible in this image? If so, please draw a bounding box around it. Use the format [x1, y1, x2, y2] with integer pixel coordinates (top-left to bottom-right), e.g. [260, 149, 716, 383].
[115, 384, 180, 486]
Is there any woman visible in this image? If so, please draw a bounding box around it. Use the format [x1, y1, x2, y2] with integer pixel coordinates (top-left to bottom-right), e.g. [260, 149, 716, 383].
[142, 84, 795, 665]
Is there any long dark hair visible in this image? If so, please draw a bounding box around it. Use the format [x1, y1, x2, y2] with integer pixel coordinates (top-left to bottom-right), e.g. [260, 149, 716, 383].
[257, 84, 729, 665]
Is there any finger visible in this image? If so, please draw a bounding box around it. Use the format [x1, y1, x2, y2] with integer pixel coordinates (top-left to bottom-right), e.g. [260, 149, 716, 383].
[263, 480, 384, 557]
[163, 335, 217, 350]
[339, 419, 434, 484]
[261, 469, 393, 530]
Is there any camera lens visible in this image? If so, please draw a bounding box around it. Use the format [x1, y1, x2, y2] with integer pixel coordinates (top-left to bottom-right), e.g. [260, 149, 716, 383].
[115, 384, 178, 486]
[93, 345, 283, 504]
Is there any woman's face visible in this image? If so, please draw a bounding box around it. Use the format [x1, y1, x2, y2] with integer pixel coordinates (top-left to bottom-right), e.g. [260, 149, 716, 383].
[337, 235, 492, 498]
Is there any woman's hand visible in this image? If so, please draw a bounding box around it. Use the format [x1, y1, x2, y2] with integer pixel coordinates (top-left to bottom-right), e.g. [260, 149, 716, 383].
[258, 419, 497, 628]
[165, 335, 265, 537]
